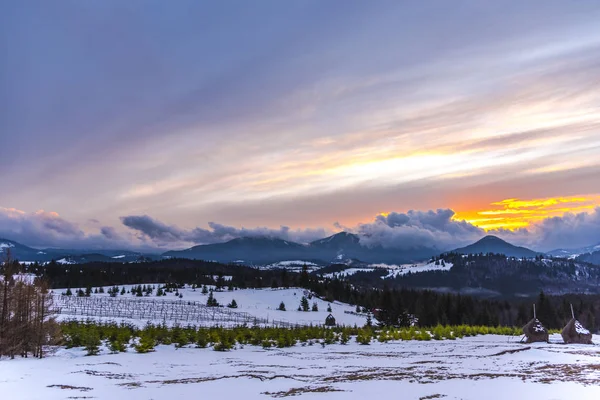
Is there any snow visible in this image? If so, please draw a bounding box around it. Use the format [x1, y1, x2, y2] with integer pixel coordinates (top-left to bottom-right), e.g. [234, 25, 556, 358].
[575, 320, 591, 335]
[0, 242, 15, 249]
[56, 258, 76, 265]
[321, 268, 378, 279]
[2, 334, 600, 399]
[378, 261, 454, 279]
[0, 273, 36, 284]
[51, 285, 368, 327]
[265, 260, 317, 267]
[112, 255, 126, 259]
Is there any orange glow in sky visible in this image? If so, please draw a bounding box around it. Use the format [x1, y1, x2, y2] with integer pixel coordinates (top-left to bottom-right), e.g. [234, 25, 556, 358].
[454, 195, 600, 230]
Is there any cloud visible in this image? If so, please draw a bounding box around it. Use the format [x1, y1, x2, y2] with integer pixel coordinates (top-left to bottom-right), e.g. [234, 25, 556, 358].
[120, 215, 331, 246]
[0, 207, 144, 250]
[356, 209, 484, 251]
[492, 207, 600, 251]
[0, 207, 84, 246]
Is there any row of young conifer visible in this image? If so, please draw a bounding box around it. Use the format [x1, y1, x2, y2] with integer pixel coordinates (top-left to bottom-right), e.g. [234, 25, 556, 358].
[60, 320, 557, 356]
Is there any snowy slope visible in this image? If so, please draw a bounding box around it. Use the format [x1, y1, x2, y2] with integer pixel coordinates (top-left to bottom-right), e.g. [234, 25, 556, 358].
[52, 285, 367, 327]
[2, 334, 599, 400]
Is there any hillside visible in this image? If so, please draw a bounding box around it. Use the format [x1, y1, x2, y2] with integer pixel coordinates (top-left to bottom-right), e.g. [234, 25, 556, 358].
[164, 232, 440, 265]
[452, 235, 539, 258]
[0, 238, 152, 263]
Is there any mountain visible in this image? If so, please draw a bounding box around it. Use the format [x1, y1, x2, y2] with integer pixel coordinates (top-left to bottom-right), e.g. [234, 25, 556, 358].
[0, 238, 155, 263]
[163, 237, 309, 265]
[576, 250, 600, 266]
[548, 243, 600, 259]
[452, 235, 539, 258]
[164, 232, 440, 265]
[0, 239, 56, 262]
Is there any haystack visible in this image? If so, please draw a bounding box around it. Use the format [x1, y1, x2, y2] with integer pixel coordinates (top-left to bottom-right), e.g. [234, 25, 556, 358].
[325, 314, 336, 327]
[561, 305, 593, 344]
[522, 318, 549, 343]
[561, 319, 593, 344]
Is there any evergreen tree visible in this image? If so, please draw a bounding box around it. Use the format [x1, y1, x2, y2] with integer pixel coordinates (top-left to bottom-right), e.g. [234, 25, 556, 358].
[312, 302, 319, 312]
[134, 334, 156, 353]
[227, 299, 238, 309]
[206, 292, 219, 307]
[327, 304, 332, 313]
[84, 329, 101, 356]
[65, 287, 72, 296]
[278, 301, 286, 311]
[300, 296, 309, 312]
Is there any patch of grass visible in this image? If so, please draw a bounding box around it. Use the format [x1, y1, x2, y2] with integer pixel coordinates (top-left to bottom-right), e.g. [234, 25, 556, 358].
[47, 384, 93, 392]
[264, 386, 345, 397]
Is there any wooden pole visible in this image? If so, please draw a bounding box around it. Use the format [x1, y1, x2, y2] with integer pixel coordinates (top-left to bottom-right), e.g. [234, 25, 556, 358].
[533, 303, 536, 319]
[570, 303, 575, 319]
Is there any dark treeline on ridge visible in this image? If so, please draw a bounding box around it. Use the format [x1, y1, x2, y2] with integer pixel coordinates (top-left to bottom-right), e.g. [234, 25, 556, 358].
[16, 257, 600, 332]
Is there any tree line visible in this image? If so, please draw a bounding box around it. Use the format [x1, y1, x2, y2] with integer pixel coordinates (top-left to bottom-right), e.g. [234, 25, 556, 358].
[21, 257, 600, 332]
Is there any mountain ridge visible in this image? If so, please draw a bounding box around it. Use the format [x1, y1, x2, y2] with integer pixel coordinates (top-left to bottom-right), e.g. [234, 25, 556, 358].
[451, 235, 539, 258]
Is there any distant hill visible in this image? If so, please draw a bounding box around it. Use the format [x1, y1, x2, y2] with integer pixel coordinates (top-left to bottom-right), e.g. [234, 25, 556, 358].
[452, 235, 539, 258]
[164, 232, 440, 265]
[163, 237, 310, 265]
[0, 238, 54, 262]
[548, 243, 600, 258]
[576, 250, 600, 266]
[0, 238, 154, 263]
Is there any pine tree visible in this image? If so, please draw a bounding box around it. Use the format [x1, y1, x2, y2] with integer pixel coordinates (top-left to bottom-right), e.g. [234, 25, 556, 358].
[120, 287, 125, 295]
[278, 301, 286, 311]
[134, 334, 156, 353]
[227, 299, 238, 309]
[65, 288, 72, 296]
[312, 302, 319, 312]
[84, 329, 101, 356]
[206, 292, 219, 307]
[300, 296, 309, 312]
[201, 285, 209, 295]
[327, 304, 332, 313]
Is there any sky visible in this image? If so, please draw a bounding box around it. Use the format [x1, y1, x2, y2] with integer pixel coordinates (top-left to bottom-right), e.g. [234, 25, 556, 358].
[1, 1, 600, 253]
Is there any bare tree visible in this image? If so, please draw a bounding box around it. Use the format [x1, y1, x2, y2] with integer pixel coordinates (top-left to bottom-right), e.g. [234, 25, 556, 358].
[0, 249, 59, 359]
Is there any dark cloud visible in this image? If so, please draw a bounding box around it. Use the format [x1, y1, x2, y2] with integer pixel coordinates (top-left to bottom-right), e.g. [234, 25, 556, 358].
[0, 207, 144, 250]
[120, 215, 331, 246]
[100, 226, 122, 241]
[357, 209, 484, 251]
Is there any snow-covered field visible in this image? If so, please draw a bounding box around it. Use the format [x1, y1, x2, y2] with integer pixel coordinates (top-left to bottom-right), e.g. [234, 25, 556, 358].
[319, 261, 455, 280]
[2, 334, 599, 399]
[51, 286, 368, 327]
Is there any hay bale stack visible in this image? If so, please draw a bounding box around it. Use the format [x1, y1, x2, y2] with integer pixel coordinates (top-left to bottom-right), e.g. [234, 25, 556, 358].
[561, 318, 593, 344]
[523, 318, 549, 343]
[325, 314, 336, 327]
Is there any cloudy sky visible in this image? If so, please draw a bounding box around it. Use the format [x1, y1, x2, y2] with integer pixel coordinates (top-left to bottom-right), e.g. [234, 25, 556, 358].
[1, 1, 599, 252]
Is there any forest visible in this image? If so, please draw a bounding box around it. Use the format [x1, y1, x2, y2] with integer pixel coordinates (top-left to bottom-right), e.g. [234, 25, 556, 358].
[11, 256, 600, 332]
